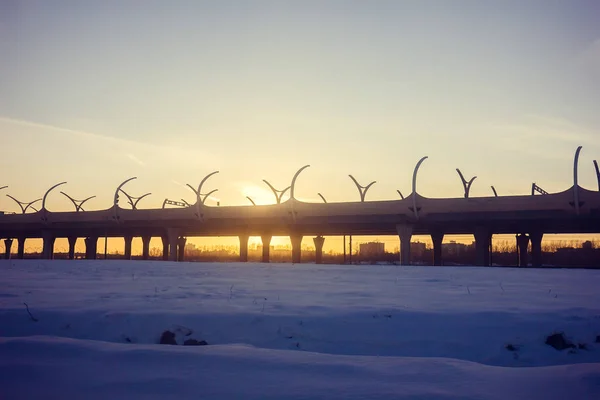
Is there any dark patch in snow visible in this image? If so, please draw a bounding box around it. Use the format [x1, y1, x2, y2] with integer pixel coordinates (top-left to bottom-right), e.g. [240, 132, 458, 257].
[596, 335, 600, 344]
[159, 330, 177, 345]
[23, 302, 38, 322]
[505, 344, 519, 352]
[578, 343, 588, 350]
[545, 333, 575, 351]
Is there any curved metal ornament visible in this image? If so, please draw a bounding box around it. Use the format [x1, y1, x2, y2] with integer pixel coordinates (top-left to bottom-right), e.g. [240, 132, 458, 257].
[456, 169, 477, 198]
[114, 177, 137, 207]
[6, 195, 41, 214]
[201, 189, 218, 205]
[42, 181, 67, 210]
[186, 183, 199, 197]
[132, 192, 152, 210]
[411, 156, 428, 219]
[348, 175, 376, 202]
[60, 191, 96, 212]
[593, 160, 599, 192]
[573, 146, 582, 215]
[290, 165, 310, 200]
[262, 180, 291, 204]
[190, 171, 219, 219]
[197, 171, 219, 200]
[113, 177, 136, 222]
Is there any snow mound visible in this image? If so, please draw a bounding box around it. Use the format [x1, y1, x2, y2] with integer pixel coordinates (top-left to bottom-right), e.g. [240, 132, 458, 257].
[2, 335, 600, 400]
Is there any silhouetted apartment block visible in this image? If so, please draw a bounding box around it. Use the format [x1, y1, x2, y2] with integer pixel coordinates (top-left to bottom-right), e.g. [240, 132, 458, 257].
[443, 241, 469, 256]
[359, 242, 385, 257]
[410, 242, 427, 258]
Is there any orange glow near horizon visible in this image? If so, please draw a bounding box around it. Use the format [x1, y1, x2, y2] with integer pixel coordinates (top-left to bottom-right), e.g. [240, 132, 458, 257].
[1, 234, 599, 256]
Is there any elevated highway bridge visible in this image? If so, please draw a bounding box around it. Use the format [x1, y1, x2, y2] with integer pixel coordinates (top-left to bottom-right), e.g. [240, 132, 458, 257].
[1, 185, 598, 267]
[1, 150, 599, 267]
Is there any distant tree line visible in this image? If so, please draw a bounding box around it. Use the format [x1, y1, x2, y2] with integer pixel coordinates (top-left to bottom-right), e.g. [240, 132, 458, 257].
[4, 240, 598, 267]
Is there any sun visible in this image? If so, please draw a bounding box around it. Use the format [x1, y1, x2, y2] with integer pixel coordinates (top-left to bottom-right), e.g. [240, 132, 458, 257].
[240, 184, 289, 206]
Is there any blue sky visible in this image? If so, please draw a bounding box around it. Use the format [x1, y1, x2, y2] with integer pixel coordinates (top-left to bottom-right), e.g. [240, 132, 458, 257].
[1, 0, 599, 216]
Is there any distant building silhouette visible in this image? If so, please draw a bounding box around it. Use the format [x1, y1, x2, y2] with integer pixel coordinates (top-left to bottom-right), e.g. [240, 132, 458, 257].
[359, 242, 385, 257]
[443, 241, 470, 256]
[410, 241, 427, 258]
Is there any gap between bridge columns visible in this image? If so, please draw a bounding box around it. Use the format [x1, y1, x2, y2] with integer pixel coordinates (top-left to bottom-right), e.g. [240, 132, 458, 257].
[313, 236, 325, 264]
[517, 234, 530, 267]
[431, 232, 444, 266]
[67, 237, 77, 260]
[396, 224, 413, 265]
[177, 237, 187, 262]
[141, 235, 152, 260]
[290, 234, 303, 264]
[261, 234, 272, 263]
[17, 237, 26, 259]
[161, 235, 169, 261]
[530, 232, 543, 267]
[4, 239, 13, 259]
[123, 236, 133, 260]
[239, 235, 249, 262]
[474, 228, 491, 266]
[42, 232, 55, 260]
[85, 237, 98, 260]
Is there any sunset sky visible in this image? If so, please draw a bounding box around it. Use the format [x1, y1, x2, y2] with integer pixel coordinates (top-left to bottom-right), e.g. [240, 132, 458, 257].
[1, 1, 600, 252]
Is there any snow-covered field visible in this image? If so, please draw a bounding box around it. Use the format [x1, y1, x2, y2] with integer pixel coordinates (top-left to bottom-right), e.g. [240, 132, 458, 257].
[1, 260, 600, 399]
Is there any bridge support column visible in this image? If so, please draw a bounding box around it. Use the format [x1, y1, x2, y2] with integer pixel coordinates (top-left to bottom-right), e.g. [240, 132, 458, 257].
[4, 239, 13, 259]
[123, 236, 133, 260]
[42, 232, 55, 260]
[261, 234, 272, 263]
[161, 236, 169, 261]
[177, 237, 187, 262]
[431, 232, 444, 266]
[141, 235, 151, 260]
[291, 234, 303, 264]
[67, 237, 77, 260]
[17, 237, 25, 259]
[84, 237, 98, 260]
[313, 236, 325, 264]
[517, 234, 530, 267]
[474, 228, 491, 266]
[530, 232, 543, 267]
[396, 224, 412, 265]
[167, 230, 178, 261]
[239, 235, 249, 262]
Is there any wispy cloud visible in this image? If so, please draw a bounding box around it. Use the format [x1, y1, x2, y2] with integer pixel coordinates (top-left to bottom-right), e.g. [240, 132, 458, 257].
[0, 116, 133, 145]
[126, 153, 146, 167]
[171, 180, 186, 188]
[488, 114, 599, 161]
[0, 115, 221, 169]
